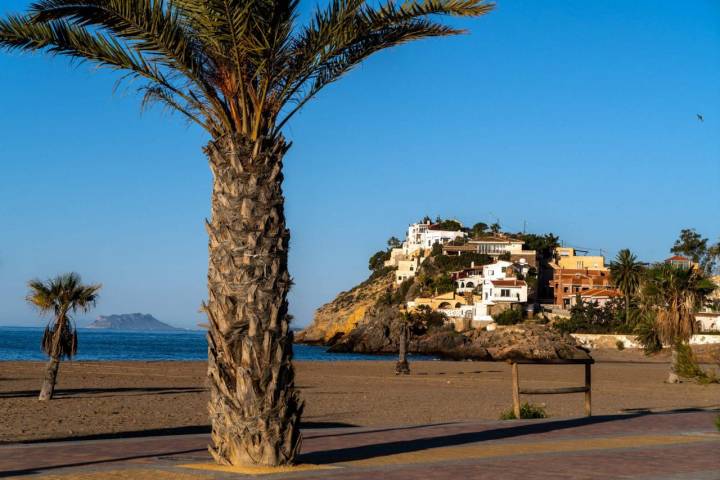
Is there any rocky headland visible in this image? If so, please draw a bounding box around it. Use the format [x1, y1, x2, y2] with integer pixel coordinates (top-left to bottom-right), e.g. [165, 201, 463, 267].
[297, 255, 590, 361]
[87, 313, 182, 331]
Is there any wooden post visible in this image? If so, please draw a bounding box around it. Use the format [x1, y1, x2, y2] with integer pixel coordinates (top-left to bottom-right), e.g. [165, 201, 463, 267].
[584, 362, 592, 417]
[511, 362, 521, 419]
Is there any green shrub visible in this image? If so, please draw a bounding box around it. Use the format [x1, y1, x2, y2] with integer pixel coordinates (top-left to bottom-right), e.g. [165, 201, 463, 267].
[431, 252, 493, 273]
[493, 308, 523, 326]
[616, 340, 625, 351]
[433, 219, 463, 231]
[634, 312, 662, 354]
[391, 278, 414, 304]
[554, 297, 633, 335]
[500, 402, 547, 420]
[368, 250, 391, 272]
[675, 342, 719, 384]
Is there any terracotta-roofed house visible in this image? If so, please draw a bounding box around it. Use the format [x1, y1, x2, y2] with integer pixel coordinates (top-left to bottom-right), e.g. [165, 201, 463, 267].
[565, 288, 622, 307]
[665, 255, 694, 269]
[483, 278, 527, 303]
[549, 266, 612, 308]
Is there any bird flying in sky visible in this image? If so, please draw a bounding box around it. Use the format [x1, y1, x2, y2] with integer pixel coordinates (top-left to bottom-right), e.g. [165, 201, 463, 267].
[697, 113, 704, 122]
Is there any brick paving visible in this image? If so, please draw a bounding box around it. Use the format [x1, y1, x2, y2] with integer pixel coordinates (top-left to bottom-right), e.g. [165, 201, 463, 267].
[1, 410, 718, 479]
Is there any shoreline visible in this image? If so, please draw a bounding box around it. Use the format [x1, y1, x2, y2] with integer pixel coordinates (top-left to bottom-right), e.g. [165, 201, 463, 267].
[0, 346, 714, 363]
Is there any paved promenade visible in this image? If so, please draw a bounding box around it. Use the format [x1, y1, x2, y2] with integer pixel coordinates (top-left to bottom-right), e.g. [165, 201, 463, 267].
[2, 410, 718, 479]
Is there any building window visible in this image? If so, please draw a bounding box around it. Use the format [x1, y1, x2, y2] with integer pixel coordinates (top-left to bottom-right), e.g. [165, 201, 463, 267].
[563, 287, 569, 293]
[501, 289, 510, 297]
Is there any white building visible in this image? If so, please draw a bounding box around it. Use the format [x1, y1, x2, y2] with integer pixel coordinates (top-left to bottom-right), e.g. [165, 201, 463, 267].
[456, 274, 483, 293]
[482, 279, 528, 303]
[482, 260, 513, 280]
[395, 257, 422, 284]
[405, 221, 466, 255]
[385, 220, 465, 283]
[454, 260, 516, 294]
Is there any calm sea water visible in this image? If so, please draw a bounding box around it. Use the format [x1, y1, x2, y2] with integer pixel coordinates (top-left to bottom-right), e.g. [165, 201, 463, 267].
[0, 327, 410, 362]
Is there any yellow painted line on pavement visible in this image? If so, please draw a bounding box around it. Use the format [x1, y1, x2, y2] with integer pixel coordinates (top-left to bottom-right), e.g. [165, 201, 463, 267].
[20, 469, 211, 480]
[180, 462, 339, 476]
[344, 434, 718, 467]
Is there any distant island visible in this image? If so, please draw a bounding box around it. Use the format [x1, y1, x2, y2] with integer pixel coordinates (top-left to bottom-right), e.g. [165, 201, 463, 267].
[87, 313, 183, 331]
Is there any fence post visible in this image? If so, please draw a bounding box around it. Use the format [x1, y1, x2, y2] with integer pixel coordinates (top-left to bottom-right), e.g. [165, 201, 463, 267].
[584, 362, 592, 417]
[511, 362, 521, 419]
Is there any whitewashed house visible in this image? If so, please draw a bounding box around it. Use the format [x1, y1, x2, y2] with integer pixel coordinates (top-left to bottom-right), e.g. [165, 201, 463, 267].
[395, 257, 422, 284]
[482, 260, 513, 280]
[482, 279, 527, 303]
[385, 220, 465, 283]
[404, 221, 466, 255]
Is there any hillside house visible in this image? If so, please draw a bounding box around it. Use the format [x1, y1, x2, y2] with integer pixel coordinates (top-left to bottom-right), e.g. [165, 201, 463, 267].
[555, 247, 605, 270]
[395, 257, 422, 284]
[564, 288, 622, 307]
[405, 221, 466, 254]
[549, 267, 613, 308]
[482, 279, 528, 303]
[665, 255, 694, 269]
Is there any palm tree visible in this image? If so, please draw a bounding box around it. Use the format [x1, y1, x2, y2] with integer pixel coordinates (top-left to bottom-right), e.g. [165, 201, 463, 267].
[609, 249, 643, 326]
[26, 273, 101, 401]
[640, 264, 715, 383]
[395, 313, 411, 375]
[0, 0, 494, 466]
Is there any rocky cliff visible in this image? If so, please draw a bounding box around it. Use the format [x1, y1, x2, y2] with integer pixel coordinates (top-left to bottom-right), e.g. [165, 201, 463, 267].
[295, 270, 396, 344]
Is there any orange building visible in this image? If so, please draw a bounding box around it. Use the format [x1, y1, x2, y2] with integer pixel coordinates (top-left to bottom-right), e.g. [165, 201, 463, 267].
[548, 267, 614, 308]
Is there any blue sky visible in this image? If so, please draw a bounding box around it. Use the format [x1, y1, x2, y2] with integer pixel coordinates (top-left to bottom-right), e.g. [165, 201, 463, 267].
[1, 0, 718, 329]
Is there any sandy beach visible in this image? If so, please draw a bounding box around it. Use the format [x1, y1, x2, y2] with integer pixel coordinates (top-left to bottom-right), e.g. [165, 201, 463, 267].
[1, 349, 719, 444]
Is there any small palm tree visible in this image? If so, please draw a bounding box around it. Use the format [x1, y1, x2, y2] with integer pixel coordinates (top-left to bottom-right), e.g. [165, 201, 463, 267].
[26, 273, 101, 400]
[640, 264, 714, 383]
[1, 0, 494, 466]
[609, 249, 643, 326]
[395, 305, 445, 374]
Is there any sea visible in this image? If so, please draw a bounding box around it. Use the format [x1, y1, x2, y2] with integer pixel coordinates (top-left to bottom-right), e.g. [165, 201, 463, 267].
[0, 327, 421, 362]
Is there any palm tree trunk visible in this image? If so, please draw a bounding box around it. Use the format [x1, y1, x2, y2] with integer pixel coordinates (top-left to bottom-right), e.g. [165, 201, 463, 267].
[395, 324, 410, 375]
[667, 346, 680, 384]
[38, 356, 60, 401]
[204, 134, 303, 467]
[625, 293, 631, 326]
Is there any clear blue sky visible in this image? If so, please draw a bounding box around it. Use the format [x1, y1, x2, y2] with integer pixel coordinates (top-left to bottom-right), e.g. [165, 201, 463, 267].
[1, 1, 718, 329]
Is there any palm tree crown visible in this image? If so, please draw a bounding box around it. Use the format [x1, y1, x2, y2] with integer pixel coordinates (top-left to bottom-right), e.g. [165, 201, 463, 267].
[27, 272, 101, 358]
[609, 248, 643, 324]
[610, 249, 643, 297]
[0, 0, 494, 140]
[640, 263, 713, 345]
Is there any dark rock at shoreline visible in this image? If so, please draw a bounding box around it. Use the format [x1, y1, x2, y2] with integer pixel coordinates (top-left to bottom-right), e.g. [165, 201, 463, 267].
[330, 322, 590, 362]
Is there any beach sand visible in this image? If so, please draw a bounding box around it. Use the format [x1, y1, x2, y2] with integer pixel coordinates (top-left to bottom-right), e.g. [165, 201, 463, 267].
[1, 349, 719, 444]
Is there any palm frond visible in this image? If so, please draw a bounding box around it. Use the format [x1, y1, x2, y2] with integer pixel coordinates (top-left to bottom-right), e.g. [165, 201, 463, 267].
[27, 273, 100, 359]
[275, 0, 494, 133]
[28, 0, 230, 131]
[0, 14, 205, 116]
[2, 0, 495, 139]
